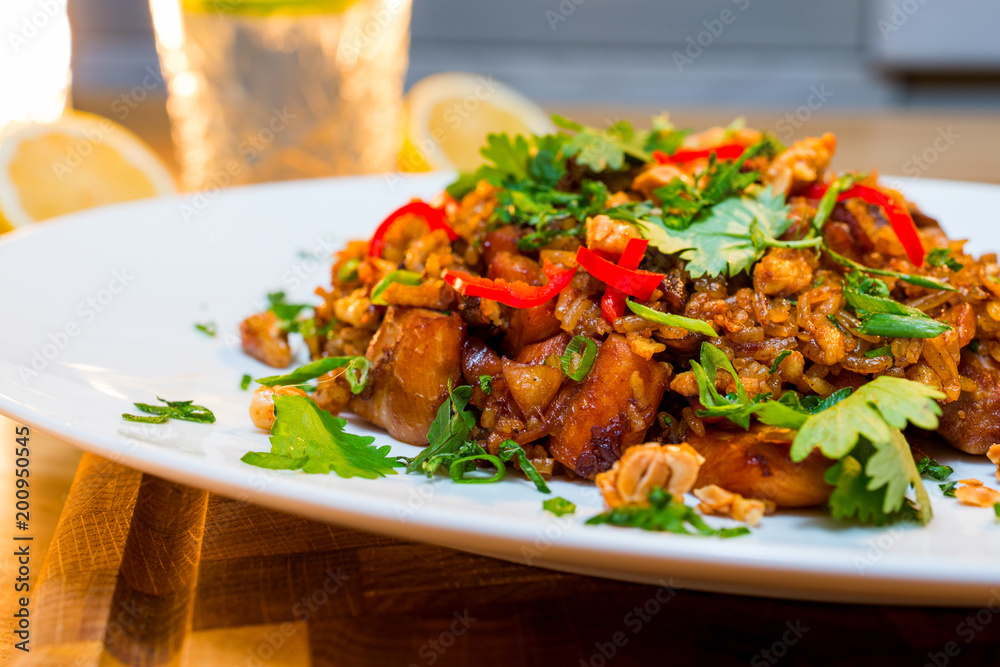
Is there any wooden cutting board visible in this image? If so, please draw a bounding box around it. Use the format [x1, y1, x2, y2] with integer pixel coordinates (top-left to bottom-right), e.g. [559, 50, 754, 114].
[12, 452, 1000, 666]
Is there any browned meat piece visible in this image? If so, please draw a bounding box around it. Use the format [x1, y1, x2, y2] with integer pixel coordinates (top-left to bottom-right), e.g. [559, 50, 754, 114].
[379, 279, 456, 310]
[545, 334, 669, 478]
[350, 307, 467, 445]
[481, 225, 521, 267]
[461, 336, 503, 387]
[685, 425, 834, 508]
[240, 311, 292, 368]
[939, 351, 1000, 455]
[514, 333, 570, 365]
[502, 359, 564, 417]
[753, 248, 815, 297]
[488, 251, 563, 355]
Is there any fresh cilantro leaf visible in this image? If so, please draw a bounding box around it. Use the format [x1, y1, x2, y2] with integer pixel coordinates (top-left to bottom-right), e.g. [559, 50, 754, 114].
[406, 383, 476, 476]
[552, 115, 649, 171]
[543, 497, 576, 517]
[640, 186, 806, 278]
[768, 350, 792, 374]
[240, 374, 253, 391]
[479, 133, 530, 182]
[257, 356, 369, 394]
[824, 450, 915, 526]
[939, 481, 957, 497]
[798, 387, 853, 414]
[915, 456, 954, 481]
[643, 114, 690, 155]
[791, 377, 944, 525]
[926, 247, 964, 271]
[241, 394, 400, 478]
[123, 397, 216, 424]
[266, 291, 313, 332]
[586, 488, 749, 538]
[195, 322, 217, 337]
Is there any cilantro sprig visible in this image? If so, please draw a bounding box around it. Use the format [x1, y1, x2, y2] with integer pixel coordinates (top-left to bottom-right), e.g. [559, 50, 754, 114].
[586, 488, 749, 538]
[256, 356, 369, 394]
[241, 395, 401, 478]
[123, 397, 216, 424]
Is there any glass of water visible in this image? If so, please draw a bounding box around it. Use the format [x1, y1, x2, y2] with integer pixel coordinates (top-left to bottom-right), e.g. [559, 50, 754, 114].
[149, 0, 411, 191]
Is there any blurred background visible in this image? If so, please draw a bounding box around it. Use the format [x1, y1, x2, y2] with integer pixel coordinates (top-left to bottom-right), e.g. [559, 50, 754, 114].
[71, 0, 1000, 111]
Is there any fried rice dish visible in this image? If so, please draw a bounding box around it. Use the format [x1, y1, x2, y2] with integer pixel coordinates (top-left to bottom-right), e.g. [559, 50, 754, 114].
[240, 116, 1000, 528]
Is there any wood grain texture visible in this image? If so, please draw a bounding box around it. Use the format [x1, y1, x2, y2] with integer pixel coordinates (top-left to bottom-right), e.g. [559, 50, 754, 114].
[15, 453, 1000, 667]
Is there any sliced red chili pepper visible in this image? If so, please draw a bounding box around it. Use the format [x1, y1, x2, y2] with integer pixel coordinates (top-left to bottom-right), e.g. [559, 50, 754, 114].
[369, 201, 458, 258]
[442, 260, 575, 309]
[802, 183, 925, 266]
[652, 143, 745, 165]
[577, 244, 665, 304]
[600, 239, 649, 323]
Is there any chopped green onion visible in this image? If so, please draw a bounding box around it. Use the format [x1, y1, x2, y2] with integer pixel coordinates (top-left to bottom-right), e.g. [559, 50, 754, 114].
[768, 350, 792, 374]
[370, 270, 423, 306]
[240, 374, 253, 390]
[812, 173, 864, 232]
[994, 503, 1000, 521]
[939, 481, 957, 498]
[560, 335, 598, 381]
[857, 314, 951, 339]
[338, 258, 361, 282]
[627, 300, 716, 337]
[195, 322, 217, 337]
[449, 454, 506, 484]
[543, 497, 576, 517]
[864, 346, 892, 358]
[657, 412, 673, 428]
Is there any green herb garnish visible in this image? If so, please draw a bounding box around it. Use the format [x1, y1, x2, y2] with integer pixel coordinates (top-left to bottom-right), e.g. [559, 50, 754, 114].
[195, 322, 217, 337]
[256, 356, 369, 394]
[560, 335, 598, 381]
[627, 300, 716, 337]
[768, 350, 793, 373]
[370, 270, 423, 306]
[586, 488, 749, 538]
[479, 375, 493, 394]
[406, 383, 477, 476]
[939, 481, 957, 498]
[240, 374, 253, 391]
[241, 394, 401, 478]
[824, 247, 955, 292]
[543, 497, 577, 517]
[266, 291, 314, 332]
[338, 258, 361, 282]
[865, 346, 892, 358]
[123, 397, 216, 424]
[926, 247, 964, 271]
[915, 456, 954, 481]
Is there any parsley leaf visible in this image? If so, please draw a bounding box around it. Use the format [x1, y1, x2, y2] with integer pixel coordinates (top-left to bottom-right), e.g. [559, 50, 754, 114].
[791, 376, 944, 524]
[543, 497, 577, 517]
[926, 247, 964, 271]
[266, 291, 313, 333]
[123, 397, 216, 424]
[241, 394, 401, 478]
[405, 383, 476, 476]
[640, 186, 808, 278]
[915, 456, 954, 481]
[586, 488, 749, 538]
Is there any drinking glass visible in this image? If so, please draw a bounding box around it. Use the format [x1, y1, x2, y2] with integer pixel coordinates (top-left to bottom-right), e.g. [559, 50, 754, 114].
[149, 0, 411, 190]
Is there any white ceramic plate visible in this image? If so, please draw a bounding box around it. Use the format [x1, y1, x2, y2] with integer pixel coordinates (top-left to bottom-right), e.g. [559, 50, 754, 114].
[3, 173, 1000, 606]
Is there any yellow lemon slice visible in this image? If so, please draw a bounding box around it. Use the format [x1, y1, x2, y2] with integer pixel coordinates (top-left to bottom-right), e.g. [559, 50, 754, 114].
[400, 72, 554, 173]
[0, 111, 176, 233]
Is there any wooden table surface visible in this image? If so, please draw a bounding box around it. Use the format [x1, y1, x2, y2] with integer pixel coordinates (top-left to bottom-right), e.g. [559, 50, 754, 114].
[3, 101, 1000, 666]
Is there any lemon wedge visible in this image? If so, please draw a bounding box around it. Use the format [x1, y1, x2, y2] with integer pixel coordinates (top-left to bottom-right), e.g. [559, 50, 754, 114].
[0, 111, 175, 233]
[400, 72, 554, 173]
